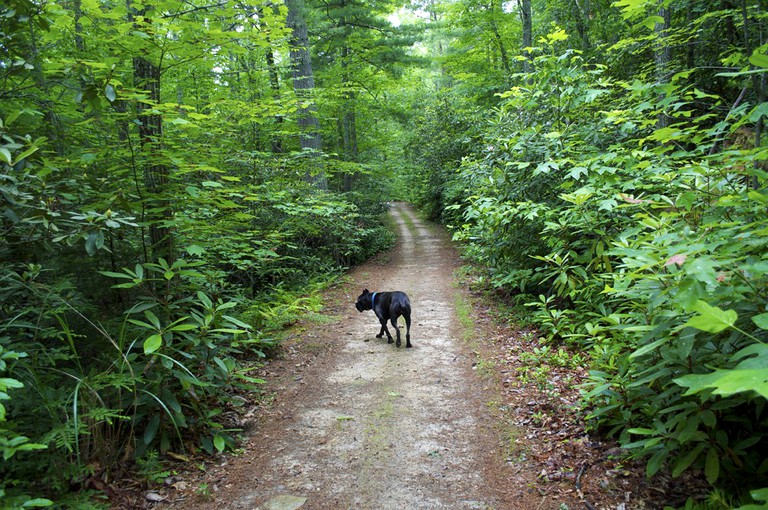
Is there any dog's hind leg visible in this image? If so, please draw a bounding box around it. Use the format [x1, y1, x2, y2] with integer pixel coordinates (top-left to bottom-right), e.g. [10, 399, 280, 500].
[403, 311, 412, 348]
[391, 316, 402, 347]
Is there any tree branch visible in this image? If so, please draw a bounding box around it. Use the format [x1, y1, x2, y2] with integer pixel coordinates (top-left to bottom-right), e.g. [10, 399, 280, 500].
[160, 0, 230, 19]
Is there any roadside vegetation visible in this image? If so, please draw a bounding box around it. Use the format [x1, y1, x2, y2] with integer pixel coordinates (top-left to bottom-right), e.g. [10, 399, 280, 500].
[403, 5, 768, 510]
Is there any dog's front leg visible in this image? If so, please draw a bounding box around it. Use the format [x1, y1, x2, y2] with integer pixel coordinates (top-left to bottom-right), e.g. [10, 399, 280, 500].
[377, 317, 394, 343]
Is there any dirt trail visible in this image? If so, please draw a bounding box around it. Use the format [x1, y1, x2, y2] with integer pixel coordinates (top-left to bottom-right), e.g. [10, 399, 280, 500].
[174, 203, 528, 509]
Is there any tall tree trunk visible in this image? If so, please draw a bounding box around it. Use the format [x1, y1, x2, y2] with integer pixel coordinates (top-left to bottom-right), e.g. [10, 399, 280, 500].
[520, 0, 533, 75]
[73, 0, 85, 52]
[133, 55, 172, 262]
[427, 2, 448, 88]
[572, 0, 591, 51]
[340, 46, 358, 192]
[654, 2, 671, 129]
[258, 5, 284, 154]
[285, 0, 326, 189]
[741, 0, 764, 188]
[265, 47, 284, 154]
[488, 0, 511, 80]
[128, 1, 173, 262]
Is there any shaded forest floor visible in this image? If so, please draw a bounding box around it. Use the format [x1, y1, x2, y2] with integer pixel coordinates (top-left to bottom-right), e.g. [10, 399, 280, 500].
[129, 203, 706, 509]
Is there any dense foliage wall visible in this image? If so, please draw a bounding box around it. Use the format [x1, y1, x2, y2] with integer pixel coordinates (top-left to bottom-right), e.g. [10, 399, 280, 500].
[401, 0, 768, 506]
[0, 0, 399, 506]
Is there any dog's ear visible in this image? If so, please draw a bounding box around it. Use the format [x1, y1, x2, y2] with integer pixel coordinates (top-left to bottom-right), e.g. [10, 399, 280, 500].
[363, 288, 369, 294]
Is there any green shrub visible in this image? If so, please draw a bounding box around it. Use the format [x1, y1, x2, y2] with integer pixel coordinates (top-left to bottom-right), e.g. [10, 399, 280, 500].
[444, 29, 768, 499]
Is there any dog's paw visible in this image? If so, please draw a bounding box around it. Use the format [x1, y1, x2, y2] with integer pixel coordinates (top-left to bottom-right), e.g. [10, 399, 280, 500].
[376, 334, 383, 339]
[387, 338, 394, 344]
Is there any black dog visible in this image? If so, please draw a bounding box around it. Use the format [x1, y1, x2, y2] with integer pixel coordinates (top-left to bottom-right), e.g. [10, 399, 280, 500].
[355, 289, 412, 348]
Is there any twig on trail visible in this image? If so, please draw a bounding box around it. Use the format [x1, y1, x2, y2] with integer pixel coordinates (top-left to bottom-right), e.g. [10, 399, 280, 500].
[575, 462, 587, 490]
[576, 462, 597, 510]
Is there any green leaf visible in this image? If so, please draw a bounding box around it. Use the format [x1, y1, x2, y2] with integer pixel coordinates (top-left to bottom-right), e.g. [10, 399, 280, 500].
[14, 145, 39, 163]
[168, 323, 197, 332]
[748, 191, 768, 205]
[641, 15, 664, 30]
[197, 292, 213, 308]
[213, 356, 228, 371]
[545, 28, 568, 42]
[213, 434, 226, 452]
[144, 414, 160, 444]
[144, 310, 162, 330]
[613, 0, 649, 19]
[185, 244, 205, 256]
[0, 148, 11, 164]
[22, 498, 54, 507]
[168, 117, 195, 126]
[223, 315, 252, 329]
[734, 488, 768, 510]
[684, 300, 737, 333]
[750, 52, 768, 68]
[105, 84, 116, 102]
[676, 368, 768, 399]
[630, 338, 668, 359]
[752, 313, 768, 330]
[705, 447, 719, 484]
[627, 427, 656, 435]
[143, 334, 163, 354]
[646, 449, 668, 477]
[0, 378, 24, 390]
[99, 271, 135, 279]
[672, 443, 704, 477]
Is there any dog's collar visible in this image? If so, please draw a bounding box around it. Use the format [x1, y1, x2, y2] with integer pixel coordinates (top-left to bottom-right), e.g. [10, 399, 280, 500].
[371, 292, 377, 310]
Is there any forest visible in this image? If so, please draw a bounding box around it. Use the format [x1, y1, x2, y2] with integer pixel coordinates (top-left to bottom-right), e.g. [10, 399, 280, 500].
[1, 0, 767, 507]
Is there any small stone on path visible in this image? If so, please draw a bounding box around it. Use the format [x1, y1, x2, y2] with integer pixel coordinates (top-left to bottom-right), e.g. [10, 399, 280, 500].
[261, 494, 307, 510]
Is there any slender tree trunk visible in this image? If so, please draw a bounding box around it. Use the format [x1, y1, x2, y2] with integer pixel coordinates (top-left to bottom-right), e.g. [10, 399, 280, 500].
[521, 0, 533, 75]
[427, 3, 447, 88]
[488, 0, 511, 80]
[265, 47, 284, 154]
[654, 2, 671, 129]
[73, 0, 85, 52]
[258, 5, 284, 154]
[686, 5, 695, 69]
[741, 0, 764, 188]
[340, 46, 358, 192]
[132, 55, 172, 262]
[128, 0, 173, 262]
[572, 0, 591, 51]
[285, 0, 326, 189]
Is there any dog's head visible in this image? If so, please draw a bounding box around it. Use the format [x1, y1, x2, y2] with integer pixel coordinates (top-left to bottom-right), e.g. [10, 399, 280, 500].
[355, 289, 371, 312]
